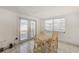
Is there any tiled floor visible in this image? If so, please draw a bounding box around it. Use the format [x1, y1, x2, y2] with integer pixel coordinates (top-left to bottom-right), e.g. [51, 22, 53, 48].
[2, 40, 34, 53]
[58, 41, 79, 53]
[2, 40, 79, 53]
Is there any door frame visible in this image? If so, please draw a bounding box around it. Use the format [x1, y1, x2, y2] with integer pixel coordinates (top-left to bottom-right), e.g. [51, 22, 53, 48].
[18, 17, 37, 43]
[29, 20, 37, 39]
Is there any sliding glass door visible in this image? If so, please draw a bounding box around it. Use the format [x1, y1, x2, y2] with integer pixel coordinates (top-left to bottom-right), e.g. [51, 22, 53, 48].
[20, 18, 36, 42]
[20, 19, 29, 41]
[30, 20, 36, 38]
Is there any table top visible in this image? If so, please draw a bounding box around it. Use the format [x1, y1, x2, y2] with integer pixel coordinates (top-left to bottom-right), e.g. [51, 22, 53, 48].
[36, 32, 52, 41]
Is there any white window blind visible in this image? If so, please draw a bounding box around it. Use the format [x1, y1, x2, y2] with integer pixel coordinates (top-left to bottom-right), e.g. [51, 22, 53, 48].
[44, 18, 65, 32]
[44, 19, 53, 31]
[54, 18, 65, 32]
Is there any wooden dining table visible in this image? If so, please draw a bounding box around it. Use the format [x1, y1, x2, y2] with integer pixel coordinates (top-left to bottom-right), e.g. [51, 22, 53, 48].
[33, 32, 58, 53]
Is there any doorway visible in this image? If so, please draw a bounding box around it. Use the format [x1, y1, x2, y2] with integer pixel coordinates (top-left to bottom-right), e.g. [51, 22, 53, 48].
[20, 18, 36, 42]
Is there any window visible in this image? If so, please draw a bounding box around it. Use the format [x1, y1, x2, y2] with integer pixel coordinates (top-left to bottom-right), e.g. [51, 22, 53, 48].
[54, 18, 65, 32]
[44, 19, 53, 31]
[44, 18, 65, 32]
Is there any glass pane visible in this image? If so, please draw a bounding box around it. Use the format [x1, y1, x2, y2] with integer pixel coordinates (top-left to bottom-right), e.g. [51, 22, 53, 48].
[45, 19, 53, 31]
[30, 21, 36, 38]
[20, 19, 28, 40]
[54, 18, 65, 32]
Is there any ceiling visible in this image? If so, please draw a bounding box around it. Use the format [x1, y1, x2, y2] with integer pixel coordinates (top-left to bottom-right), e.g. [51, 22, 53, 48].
[0, 6, 79, 19]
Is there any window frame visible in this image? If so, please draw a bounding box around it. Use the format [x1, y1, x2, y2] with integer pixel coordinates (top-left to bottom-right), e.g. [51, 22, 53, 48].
[44, 18, 65, 32]
[44, 19, 54, 32]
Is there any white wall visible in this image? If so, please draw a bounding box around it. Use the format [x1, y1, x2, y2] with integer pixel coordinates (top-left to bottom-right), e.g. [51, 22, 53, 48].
[0, 8, 19, 48]
[36, 19, 44, 34]
[0, 8, 38, 48]
[59, 13, 79, 45]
